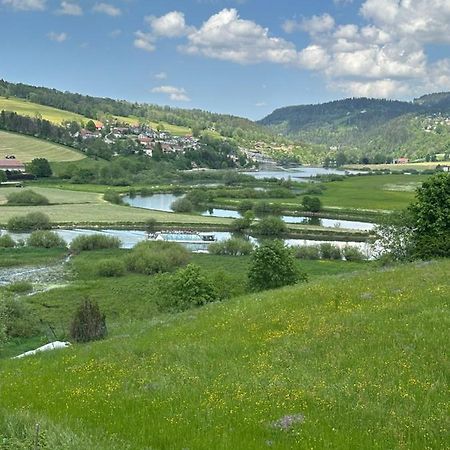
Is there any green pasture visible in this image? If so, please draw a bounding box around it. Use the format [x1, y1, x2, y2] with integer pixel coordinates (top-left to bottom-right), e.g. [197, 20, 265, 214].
[0, 130, 85, 162]
[0, 258, 448, 449]
[0, 96, 90, 124]
[215, 174, 428, 213]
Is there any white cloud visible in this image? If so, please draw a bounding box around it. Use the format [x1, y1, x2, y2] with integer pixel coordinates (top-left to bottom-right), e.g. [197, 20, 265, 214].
[134, 31, 155, 52]
[2, 0, 46, 11]
[182, 8, 299, 65]
[134, 3, 450, 99]
[255, 101, 267, 107]
[154, 72, 168, 80]
[93, 2, 121, 17]
[56, 1, 82, 16]
[283, 14, 335, 35]
[47, 31, 67, 42]
[151, 85, 190, 102]
[146, 11, 192, 37]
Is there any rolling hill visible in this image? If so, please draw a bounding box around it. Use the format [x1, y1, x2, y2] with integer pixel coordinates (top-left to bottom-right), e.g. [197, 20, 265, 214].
[0, 259, 448, 449]
[0, 80, 278, 144]
[260, 94, 450, 159]
[0, 130, 85, 162]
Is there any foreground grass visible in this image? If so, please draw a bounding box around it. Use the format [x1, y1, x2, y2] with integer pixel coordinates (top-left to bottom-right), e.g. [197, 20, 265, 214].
[0, 130, 85, 162]
[1, 259, 448, 449]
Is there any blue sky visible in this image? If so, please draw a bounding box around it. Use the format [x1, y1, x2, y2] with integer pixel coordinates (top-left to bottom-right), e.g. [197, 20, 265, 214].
[1, 0, 449, 119]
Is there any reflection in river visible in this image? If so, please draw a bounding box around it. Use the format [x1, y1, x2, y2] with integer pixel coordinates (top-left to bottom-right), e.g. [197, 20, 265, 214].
[124, 194, 375, 231]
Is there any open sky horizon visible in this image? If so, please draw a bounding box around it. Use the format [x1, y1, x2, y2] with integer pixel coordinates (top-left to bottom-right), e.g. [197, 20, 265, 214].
[1, 0, 450, 120]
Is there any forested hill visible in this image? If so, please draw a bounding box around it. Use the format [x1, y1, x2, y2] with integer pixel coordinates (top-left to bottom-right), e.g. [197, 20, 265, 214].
[0, 80, 277, 143]
[259, 95, 450, 159]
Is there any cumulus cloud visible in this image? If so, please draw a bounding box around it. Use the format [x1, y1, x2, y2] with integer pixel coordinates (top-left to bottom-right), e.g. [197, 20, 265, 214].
[47, 31, 67, 42]
[146, 11, 192, 37]
[283, 14, 335, 35]
[181, 8, 299, 65]
[151, 85, 190, 102]
[134, 3, 450, 99]
[2, 0, 46, 11]
[134, 31, 155, 52]
[93, 2, 121, 17]
[56, 1, 82, 16]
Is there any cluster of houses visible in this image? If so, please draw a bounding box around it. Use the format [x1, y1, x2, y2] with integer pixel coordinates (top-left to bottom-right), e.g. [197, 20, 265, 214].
[422, 114, 450, 133]
[71, 122, 201, 157]
[0, 156, 25, 172]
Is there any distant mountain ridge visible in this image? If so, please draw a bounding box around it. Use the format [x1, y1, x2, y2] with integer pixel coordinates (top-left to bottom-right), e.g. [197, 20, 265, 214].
[259, 94, 450, 159]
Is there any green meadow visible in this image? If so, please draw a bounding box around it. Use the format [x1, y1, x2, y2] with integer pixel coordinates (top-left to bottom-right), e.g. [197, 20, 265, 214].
[0, 130, 85, 162]
[0, 256, 448, 449]
[0, 96, 90, 124]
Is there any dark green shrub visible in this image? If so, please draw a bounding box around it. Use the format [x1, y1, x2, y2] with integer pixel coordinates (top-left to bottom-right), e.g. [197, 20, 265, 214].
[70, 298, 107, 343]
[96, 259, 126, 277]
[253, 201, 282, 217]
[0, 297, 39, 338]
[144, 218, 158, 235]
[103, 190, 124, 205]
[320, 243, 342, 260]
[209, 237, 254, 256]
[171, 197, 193, 213]
[248, 240, 307, 291]
[156, 264, 218, 312]
[126, 241, 190, 275]
[230, 211, 254, 233]
[27, 230, 66, 249]
[302, 196, 322, 212]
[253, 216, 287, 237]
[0, 234, 16, 248]
[28, 158, 52, 177]
[6, 190, 49, 206]
[342, 246, 365, 261]
[237, 200, 254, 214]
[6, 212, 51, 232]
[70, 234, 121, 253]
[295, 245, 321, 260]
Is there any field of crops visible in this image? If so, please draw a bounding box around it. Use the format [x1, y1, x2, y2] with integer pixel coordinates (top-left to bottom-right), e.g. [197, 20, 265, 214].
[0, 131, 85, 162]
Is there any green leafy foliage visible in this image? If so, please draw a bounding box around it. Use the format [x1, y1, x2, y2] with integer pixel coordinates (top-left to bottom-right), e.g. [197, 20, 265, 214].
[408, 172, 450, 258]
[70, 235, 121, 253]
[103, 190, 124, 205]
[27, 230, 66, 249]
[28, 158, 52, 177]
[125, 241, 190, 275]
[70, 298, 107, 343]
[6, 190, 49, 206]
[96, 259, 126, 278]
[248, 240, 306, 291]
[0, 234, 16, 248]
[253, 216, 287, 237]
[156, 264, 218, 312]
[302, 195, 322, 212]
[171, 197, 193, 213]
[6, 212, 51, 232]
[209, 237, 254, 256]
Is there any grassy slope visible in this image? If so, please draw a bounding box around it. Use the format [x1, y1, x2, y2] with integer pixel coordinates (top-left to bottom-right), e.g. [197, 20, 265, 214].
[0, 130, 85, 162]
[1, 259, 449, 449]
[0, 96, 192, 136]
[0, 96, 92, 124]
